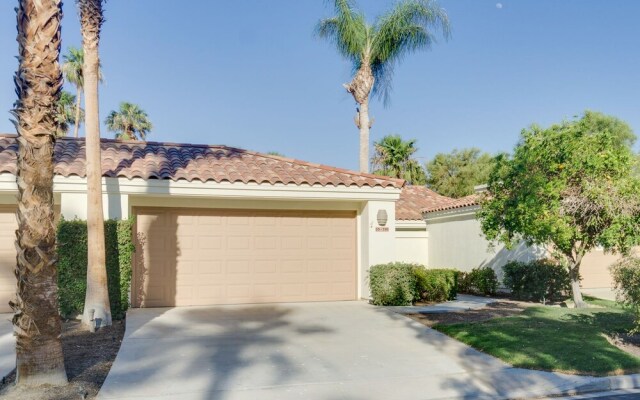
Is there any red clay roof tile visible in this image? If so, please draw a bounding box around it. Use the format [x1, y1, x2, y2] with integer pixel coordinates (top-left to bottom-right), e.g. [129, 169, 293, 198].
[0, 135, 404, 189]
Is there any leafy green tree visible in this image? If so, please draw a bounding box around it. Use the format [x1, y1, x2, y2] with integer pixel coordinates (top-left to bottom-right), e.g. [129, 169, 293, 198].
[371, 134, 426, 184]
[316, 0, 450, 173]
[55, 90, 84, 137]
[105, 102, 153, 141]
[479, 112, 640, 308]
[425, 148, 494, 198]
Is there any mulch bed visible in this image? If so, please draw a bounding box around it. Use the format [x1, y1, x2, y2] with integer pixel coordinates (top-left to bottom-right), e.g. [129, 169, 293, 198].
[406, 300, 537, 327]
[0, 318, 125, 400]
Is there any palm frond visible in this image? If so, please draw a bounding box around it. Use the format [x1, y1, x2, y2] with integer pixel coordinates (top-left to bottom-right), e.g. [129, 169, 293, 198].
[315, 0, 369, 64]
[370, 0, 450, 103]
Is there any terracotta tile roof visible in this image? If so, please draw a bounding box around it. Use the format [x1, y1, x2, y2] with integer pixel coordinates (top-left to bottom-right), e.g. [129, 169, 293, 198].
[422, 193, 480, 213]
[0, 135, 404, 189]
[396, 186, 456, 220]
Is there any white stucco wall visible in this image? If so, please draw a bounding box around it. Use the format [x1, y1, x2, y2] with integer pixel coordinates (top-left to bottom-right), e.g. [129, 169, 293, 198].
[395, 221, 428, 265]
[359, 200, 396, 299]
[425, 207, 545, 282]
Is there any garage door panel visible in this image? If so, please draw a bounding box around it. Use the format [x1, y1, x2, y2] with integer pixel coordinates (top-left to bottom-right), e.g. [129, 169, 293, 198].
[134, 208, 356, 307]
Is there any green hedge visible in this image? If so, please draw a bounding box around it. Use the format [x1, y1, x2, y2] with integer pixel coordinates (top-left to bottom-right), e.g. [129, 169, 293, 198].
[57, 218, 135, 319]
[369, 262, 417, 306]
[458, 266, 499, 296]
[502, 260, 570, 302]
[369, 263, 459, 306]
[414, 268, 458, 302]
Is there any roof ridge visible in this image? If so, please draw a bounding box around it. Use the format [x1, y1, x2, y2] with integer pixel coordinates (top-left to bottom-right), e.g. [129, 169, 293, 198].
[0, 134, 404, 188]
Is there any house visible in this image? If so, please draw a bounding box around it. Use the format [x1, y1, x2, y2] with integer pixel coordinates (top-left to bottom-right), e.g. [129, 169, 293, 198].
[394, 185, 620, 290]
[0, 135, 617, 313]
[0, 135, 404, 311]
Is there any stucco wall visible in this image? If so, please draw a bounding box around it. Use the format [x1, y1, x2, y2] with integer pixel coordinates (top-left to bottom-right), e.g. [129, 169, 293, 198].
[395, 222, 428, 265]
[425, 207, 544, 282]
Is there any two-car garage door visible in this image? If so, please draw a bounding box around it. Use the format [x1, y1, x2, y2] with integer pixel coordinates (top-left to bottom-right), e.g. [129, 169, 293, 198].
[133, 207, 357, 307]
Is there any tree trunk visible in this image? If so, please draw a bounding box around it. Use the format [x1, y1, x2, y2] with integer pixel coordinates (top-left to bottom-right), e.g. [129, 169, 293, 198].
[73, 86, 82, 138]
[358, 99, 371, 173]
[343, 62, 374, 174]
[12, 0, 67, 386]
[79, 0, 111, 330]
[569, 263, 587, 309]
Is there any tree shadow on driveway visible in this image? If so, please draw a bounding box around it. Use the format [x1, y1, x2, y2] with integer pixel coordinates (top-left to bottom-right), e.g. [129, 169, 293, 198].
[99, 304, 335, 400]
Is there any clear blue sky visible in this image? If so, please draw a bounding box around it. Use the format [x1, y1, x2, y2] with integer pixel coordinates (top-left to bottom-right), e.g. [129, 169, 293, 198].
[0, 1, 638, 171]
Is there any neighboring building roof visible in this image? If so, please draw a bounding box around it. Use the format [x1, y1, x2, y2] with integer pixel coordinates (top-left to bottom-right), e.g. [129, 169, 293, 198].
[422, 193, 480, 213]
[0, 135, 404, 189]
[395, 186, 456, 220]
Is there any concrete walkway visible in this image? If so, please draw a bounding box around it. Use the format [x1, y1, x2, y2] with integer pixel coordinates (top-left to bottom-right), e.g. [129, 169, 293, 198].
[387, 294, 497, 314]
[98, 301, 639, 400]
[0, 313, 14, 380]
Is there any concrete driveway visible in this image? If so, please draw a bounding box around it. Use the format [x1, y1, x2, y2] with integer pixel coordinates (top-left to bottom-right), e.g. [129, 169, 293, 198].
[99, 301, 615, 400]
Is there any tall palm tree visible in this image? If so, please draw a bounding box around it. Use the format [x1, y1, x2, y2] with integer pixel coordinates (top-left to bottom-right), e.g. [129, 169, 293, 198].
[55, 90, 83, 137]
[105, 102, 153, 140]
[78, 0, 112, 330]
[12, 0, 67, 385]
[317, 0, 450, 173]
[371, 134, 426, 184]
[62, 47, 102, 138]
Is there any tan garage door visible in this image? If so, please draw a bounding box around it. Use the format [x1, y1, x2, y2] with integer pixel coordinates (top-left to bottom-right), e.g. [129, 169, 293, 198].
[0, 206, 16, 313]
[133, 207, 357, 307]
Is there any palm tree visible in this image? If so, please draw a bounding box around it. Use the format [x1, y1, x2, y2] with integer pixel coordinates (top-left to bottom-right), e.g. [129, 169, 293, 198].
[55, 90, 84, 137]
[78, 0, 112, 330]
[62, 47, 102, 138]
[12, 0, 67, 385]
[371, 134, 426, 184]
[105, 102, 153, 140]
[317, 0, 450, 173]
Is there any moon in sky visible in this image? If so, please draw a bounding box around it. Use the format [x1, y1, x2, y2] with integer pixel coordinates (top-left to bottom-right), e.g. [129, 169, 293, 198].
[496, 3, 503, 8]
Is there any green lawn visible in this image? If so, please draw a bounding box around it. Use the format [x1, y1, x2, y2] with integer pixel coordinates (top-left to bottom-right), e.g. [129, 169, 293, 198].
[435, 297, 640, 376]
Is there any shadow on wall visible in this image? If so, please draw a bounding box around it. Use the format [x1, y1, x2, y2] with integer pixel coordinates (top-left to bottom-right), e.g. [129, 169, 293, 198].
[133, 209, 179, 308]
[480, 241, 547, 284]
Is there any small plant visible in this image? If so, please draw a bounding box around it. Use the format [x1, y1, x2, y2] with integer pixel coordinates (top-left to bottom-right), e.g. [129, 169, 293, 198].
[459, 267, 498, 296]
[369, 263, 417, 306]
[502, 259, 571, 303]
[610, 256, 640, 333]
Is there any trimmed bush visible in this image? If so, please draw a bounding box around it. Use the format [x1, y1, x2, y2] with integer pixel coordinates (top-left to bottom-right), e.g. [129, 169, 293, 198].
[502, 259, 570, 302]
[414, 267, 458, 302]
[610, 256, 640, 333]
[459, 266, 498, 296]
[57, 218, 135, 319]
[369, 262, 417, 306]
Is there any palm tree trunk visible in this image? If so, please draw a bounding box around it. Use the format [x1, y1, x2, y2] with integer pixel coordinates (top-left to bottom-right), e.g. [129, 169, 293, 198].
[358, 99, 371, 173]
[73, 86, 82, 138]
[79, 0, 112, 330]
[12, 0, 67, 386]
[344, 62, 375, 173]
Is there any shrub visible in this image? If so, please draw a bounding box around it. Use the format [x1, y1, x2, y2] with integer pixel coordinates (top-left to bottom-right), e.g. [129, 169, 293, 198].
[610, 256, 640, 333]
[369, 262, 417, 306]
[502, 259, 570, 302]
[57, 218, 135, 319]
[459, 266, 498, 296]
[414, 267, 458, 302]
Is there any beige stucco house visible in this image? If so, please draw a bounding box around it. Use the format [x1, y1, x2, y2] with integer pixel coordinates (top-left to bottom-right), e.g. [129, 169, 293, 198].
[0, 135, 406, 311]
[0, 135, 619, 312]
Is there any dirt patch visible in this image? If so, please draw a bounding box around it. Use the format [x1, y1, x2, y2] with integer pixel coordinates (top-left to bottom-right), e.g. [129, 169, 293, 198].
[605, 333, 640, 359]
[407, 300, 535, 327]
[0, 318, 125, 400]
